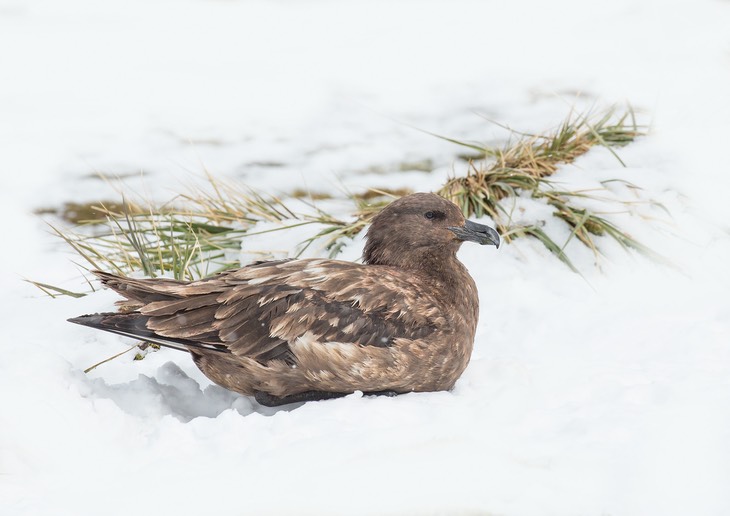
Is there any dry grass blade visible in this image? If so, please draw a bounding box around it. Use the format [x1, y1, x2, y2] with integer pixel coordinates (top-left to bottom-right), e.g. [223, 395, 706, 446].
[294, 193, 392, 258]
[84, 343, 141, 373]
[180, 174, 297, 225]
[23, 279, 87, 298]
[503, 224, 580, 273]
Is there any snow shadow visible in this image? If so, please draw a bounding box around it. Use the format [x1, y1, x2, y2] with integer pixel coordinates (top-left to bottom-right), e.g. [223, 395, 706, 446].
[81, 362, 298, 421]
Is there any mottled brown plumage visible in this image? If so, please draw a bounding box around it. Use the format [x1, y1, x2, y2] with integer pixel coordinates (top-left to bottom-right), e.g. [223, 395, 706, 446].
[69, 193, 500, 406]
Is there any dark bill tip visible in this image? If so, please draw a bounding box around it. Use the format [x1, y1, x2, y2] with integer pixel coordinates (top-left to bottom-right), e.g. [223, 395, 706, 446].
[448, 219, 501, 248]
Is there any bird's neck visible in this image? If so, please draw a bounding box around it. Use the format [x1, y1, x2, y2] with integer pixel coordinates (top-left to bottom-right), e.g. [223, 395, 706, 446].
[422, 250, 476, 296]
[417, 251, 480, 341]
[364, 241, 477, 307]
[416, 249, 464, 281]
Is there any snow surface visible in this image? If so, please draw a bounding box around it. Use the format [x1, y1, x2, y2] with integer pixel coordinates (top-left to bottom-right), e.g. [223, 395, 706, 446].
[2, 0, 730, 514]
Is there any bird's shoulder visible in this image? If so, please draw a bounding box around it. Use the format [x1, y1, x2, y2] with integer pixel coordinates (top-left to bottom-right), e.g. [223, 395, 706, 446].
[222, 258, 448, 325]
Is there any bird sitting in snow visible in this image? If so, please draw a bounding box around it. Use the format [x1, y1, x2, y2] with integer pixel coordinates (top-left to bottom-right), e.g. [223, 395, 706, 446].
[69, 193, 500, 406]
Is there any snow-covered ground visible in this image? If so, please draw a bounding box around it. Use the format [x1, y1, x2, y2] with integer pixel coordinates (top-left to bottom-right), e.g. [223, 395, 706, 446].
[2, 0, 730, 514]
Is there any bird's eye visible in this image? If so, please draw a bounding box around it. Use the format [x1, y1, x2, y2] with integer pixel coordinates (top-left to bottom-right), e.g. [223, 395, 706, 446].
[424, 210, 445, 221]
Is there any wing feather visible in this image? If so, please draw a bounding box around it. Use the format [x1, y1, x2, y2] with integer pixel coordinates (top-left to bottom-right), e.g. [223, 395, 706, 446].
[142, 293, 221, 316]
[92, 259, 445, 366]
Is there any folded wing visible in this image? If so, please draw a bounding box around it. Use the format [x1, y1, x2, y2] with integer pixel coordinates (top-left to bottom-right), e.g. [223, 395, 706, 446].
[75, 259, 446, 367]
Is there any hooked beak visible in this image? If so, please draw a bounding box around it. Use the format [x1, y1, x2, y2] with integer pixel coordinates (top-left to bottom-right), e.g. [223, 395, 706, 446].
[448, 219, 501, 248]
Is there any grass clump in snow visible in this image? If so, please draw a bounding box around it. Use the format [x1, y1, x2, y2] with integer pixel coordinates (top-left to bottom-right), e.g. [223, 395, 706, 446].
[438, 106, 641, 212]
[40, 177, 402, 289]
[47, 198, 246, 282]
[39, 104, 661, 294]
[436, 105, 660, 270]
[43, 178, 310, 283]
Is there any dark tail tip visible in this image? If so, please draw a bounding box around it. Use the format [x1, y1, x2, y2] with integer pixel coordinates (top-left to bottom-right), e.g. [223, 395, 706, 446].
[67, 313, 113, 329]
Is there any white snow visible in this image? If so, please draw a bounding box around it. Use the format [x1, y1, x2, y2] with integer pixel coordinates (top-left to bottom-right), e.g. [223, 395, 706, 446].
[2, 0, 730, 514]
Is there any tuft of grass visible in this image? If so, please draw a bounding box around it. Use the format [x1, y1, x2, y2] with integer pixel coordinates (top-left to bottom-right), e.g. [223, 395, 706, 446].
[47, 203, 246, 282]
[42, 178, 280, 283]
[436, 105, 659, 265]
[36, 105, 662, 301]
[438, 105, 641, 202]
[41, 177, 389, 287]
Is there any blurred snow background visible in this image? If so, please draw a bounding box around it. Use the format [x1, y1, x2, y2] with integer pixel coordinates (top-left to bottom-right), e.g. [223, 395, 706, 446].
[1, 0, 729, 514]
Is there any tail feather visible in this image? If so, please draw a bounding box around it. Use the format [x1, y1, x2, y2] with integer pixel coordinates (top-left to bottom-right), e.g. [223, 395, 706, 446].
[91, 270, 186, 304]
[68, 313, 228, 353]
